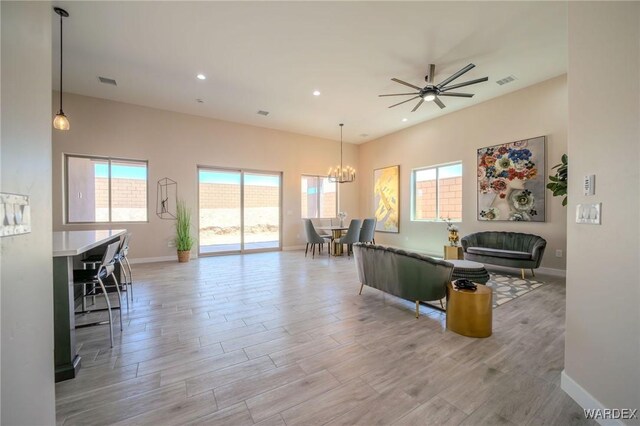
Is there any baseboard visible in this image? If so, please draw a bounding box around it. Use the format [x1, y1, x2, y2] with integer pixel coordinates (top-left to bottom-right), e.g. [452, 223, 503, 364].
[561, 370, 624, 426]
[128, 255, 182, 264]
[283, 245, 305, 251]
[536, 266, 566, 277]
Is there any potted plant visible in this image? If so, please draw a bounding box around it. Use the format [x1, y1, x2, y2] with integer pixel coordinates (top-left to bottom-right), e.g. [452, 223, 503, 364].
[547, 154, 568, 206]
[175, 200, 195, 262]
[442, 217, 460, 246]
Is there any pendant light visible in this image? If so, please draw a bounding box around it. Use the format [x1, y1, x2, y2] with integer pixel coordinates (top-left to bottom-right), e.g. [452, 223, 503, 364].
[328, 123, 356, 184]
[53, 7, 70, 131]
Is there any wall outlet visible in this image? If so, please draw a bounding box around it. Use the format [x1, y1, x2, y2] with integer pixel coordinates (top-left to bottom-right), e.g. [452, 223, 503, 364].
[167, 239, 175, 248]
[296, 233, 300, 239]
[555, 249, 562, 258]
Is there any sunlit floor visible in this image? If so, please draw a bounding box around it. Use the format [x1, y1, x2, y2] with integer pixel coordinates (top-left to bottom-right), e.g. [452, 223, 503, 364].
[56, 251, 593, 425]
[199, 240, 280, 254]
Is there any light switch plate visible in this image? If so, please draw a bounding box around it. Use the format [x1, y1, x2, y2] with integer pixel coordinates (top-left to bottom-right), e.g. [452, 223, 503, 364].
[576, 203, 601, 224]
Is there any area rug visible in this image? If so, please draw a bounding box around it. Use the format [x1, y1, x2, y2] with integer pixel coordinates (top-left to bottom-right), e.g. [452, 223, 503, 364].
[427, 273, 546, 310]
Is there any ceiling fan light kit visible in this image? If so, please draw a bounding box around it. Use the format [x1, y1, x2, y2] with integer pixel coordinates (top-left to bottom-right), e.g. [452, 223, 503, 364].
[328, 123, 356, 184]
[380, 63, 488, 112]
[53, 7, 70, 131]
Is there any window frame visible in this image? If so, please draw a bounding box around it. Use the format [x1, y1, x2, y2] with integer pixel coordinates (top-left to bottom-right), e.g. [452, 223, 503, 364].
[410, 161, 463, 223]
[300, 174, 338, 219]
[64, 153, 149, 224]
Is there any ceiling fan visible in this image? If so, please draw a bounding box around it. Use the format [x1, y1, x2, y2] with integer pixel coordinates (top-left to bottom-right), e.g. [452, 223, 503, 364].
[379, 63, 488, 112]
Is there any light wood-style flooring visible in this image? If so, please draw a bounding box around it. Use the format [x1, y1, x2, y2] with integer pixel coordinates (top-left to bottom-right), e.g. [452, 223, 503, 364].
[56, 251, 593, 425]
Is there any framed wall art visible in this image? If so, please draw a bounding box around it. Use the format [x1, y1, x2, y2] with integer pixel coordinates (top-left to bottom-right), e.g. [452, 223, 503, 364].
[477, 136, 546, 222]
[374, 165, 400, 233]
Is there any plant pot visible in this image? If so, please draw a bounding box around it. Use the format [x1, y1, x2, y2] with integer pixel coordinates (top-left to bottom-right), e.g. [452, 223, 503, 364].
[177, 250, 191, 263]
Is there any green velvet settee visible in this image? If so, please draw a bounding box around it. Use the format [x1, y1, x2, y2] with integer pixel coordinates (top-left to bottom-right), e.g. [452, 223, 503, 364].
[460, 231, 547, 279]
[352, 243, 453, 318]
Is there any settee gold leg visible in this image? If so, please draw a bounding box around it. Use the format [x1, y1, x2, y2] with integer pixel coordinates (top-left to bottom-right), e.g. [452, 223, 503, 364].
[531, 268, 535, 277]
[415, 300, 420, 319]
[358, 283, 364, 295]
[521, 269, 525, 280]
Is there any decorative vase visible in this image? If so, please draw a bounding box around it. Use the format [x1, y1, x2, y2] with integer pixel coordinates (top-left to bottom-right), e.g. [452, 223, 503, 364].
[448, 230, 459, 247]
[177, 250, 191, 263]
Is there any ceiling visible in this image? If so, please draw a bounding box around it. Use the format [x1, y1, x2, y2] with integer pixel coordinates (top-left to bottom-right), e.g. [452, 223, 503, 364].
[52, 1, 567, 143]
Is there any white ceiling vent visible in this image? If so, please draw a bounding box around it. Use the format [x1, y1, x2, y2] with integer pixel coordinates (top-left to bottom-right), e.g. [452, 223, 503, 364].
[257, 110, 270, 116]
[496, 75, 517, 86]
[98, 76, 117, 86]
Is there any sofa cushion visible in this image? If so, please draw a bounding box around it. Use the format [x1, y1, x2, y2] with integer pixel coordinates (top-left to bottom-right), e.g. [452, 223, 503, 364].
[467, 247, 532, 260]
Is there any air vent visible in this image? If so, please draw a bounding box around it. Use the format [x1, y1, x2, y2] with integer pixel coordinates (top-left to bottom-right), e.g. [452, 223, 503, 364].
[196, 98, 204, 103]
[360, 133, 369, 138]
[496, 75, 517, 86]
[98, 76, 117, 86]
[257, 110, 270, 116]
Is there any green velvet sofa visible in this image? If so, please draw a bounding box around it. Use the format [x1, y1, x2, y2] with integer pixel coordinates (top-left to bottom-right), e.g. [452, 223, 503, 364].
[460, 231, 547, 279]
[352, 243, 453, 318]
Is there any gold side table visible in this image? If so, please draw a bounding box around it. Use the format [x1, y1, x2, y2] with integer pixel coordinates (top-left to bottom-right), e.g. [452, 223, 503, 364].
[444, 245, 463, 260]
[446, 281, 492, 338]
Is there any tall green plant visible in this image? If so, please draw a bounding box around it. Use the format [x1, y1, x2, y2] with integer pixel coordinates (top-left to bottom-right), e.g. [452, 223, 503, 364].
[547, 154, 568, 206]
[175, 200, 195, 251]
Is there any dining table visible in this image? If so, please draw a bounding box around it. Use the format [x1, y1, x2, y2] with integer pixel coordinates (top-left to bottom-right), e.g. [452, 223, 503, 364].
[52, 229, 127, 382]
[316, 225, 348, 256]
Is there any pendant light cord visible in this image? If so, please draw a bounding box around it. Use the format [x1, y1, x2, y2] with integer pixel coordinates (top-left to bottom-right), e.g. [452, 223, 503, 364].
[59, 12, 63, 112]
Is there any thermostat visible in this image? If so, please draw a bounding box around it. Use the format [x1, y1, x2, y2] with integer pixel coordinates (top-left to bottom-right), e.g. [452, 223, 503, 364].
[583, 174, 595, 196]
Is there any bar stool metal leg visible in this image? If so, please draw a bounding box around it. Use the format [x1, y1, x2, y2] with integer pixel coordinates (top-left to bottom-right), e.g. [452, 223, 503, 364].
[123, 256, 133, 302]
[96, 277, 114, 348]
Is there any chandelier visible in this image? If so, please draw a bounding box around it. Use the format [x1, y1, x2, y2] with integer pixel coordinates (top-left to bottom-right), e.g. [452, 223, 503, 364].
[328, 123, 356, 183]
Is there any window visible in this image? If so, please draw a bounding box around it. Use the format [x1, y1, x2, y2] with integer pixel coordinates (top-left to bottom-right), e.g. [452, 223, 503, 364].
[66, 155, 148, 223]
[412, 162, 462, 221]
[301, 175, 337, 218]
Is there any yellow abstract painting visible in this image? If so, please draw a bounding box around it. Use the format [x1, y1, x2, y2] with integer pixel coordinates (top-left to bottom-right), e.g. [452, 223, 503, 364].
[374, 165, 399, 233]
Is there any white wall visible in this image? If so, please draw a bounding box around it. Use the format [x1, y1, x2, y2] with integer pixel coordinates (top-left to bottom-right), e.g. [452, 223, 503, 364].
[563, 2, 640, 420]
[1, 2, 56, 425]
[358, 76, 568, 271]
[52, 93, 359, 260]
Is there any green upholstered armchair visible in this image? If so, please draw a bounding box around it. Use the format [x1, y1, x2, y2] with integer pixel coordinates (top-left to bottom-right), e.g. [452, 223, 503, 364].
[353, 243, 453, 318]
[460, 231, 547, 278]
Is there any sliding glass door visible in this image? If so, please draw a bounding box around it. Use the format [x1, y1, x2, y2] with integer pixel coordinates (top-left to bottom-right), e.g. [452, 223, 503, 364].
[198, 167, 281, 255]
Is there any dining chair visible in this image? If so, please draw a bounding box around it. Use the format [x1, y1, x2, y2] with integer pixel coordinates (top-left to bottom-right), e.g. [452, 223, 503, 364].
[304, 219, 331, 258]
[337, 219, 362, 257]
[359, 218, 376, 244]
[73, 241, 124, 348]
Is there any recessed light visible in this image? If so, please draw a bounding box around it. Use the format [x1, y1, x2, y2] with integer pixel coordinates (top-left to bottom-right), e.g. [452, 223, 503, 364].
[313, 90, 321, 96]
[196, 74, 206, 80]
[402, 118, 408, 122]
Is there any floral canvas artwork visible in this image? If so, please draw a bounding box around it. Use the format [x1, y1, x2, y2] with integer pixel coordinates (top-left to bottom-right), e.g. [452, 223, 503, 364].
[477, 136, 546, 222]
[374, 165, 399, 233]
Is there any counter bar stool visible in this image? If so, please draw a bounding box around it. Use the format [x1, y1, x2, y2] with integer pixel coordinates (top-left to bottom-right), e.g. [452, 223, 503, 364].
[82, 233, 133, 306]
[73, 241, 124, 348]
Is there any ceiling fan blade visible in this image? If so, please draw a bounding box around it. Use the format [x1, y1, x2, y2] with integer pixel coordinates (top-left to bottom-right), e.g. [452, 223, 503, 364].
[388, 96, 420, 109]
[378, 92, 420, 97]
[438, 92, 474, 98]
[441, 77, 489, 91]
[411, 99, 425, 112]
[391, 78, 423, 91]
[434, 97, 446, 109]
[436, 63, 475, 88]
[426, 64, 436, 83]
